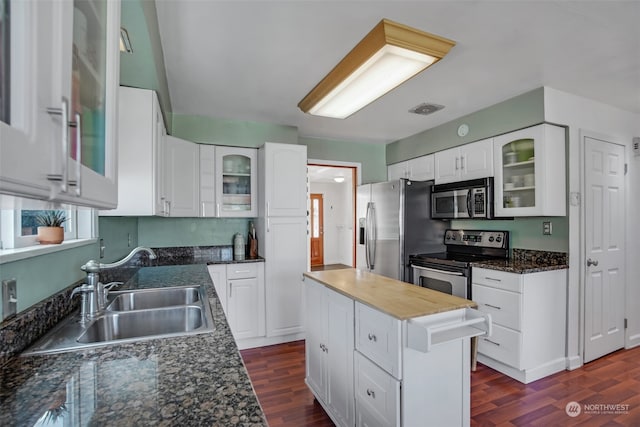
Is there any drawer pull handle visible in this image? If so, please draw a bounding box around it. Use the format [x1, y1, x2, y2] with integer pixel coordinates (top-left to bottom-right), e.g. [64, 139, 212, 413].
[484, 303, 502, 310]
[367, 333, 377, 342]
[485, 277, 502, 282]
[366, 389, 376, 398]
[483, 338, 501, 347]
[319, 343, 328, 353]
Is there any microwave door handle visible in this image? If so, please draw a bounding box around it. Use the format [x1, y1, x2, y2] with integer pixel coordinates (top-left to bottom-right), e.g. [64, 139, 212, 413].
[411, 265, 465, 277]
[467, 190, 473, 218]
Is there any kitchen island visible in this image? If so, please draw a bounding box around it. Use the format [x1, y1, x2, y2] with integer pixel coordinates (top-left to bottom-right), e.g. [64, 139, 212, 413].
[303, 268, 490, 427]
[0, 265, 266, 426]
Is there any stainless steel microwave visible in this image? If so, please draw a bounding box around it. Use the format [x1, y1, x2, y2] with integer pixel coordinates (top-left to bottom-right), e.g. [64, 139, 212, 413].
[431, 178, 493, 219]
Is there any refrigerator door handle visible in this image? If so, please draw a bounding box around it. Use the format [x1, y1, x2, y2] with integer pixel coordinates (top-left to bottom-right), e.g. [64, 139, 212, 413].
[364, 203, 371, 269]
[368, 202, 376, 270]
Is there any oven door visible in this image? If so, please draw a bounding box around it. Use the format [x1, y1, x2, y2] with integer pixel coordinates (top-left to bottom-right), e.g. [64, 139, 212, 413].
[431, 189, 471, 219]
[411, 264, 469, 299]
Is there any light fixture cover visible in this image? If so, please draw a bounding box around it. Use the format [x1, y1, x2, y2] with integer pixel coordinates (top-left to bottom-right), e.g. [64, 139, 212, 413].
[333, 176, 345, 183]
[298, 19, 455, 119]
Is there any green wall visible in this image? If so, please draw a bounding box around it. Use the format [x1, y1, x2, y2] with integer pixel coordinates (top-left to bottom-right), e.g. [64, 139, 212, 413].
[120, 0, 172, 131]
[171, 114, 298, 147]
[0, 243, 100, 313]
[300, 136, 387, 184]
[452, 217, 569, 252]
[137, 217, 252, 247]
[386, 88, 545, 164]
[99, 216, 139, 263]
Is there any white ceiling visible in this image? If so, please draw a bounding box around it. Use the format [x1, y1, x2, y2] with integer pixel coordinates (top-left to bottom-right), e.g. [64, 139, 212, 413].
[155, 1, 640, 145]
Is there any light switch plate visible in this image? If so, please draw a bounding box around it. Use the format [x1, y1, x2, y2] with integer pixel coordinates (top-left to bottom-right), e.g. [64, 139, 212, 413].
[2, 278, 17, 320]
[543, 221, 553, 235]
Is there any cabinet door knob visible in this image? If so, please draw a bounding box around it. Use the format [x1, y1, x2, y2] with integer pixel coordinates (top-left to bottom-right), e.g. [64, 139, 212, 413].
[367, 333, 377, 342]
[587, 258, 599, 267]
[366, 389, 376, 398]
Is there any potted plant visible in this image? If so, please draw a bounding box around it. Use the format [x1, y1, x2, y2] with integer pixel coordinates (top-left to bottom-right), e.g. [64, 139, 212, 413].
[36, 211, 67, 244]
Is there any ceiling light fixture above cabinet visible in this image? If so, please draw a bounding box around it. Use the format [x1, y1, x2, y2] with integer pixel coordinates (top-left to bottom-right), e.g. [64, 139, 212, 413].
[298, 19, 455, 119]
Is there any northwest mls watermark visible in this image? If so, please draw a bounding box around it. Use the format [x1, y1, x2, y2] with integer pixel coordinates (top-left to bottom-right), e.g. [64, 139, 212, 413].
[566, 401, 631, 417]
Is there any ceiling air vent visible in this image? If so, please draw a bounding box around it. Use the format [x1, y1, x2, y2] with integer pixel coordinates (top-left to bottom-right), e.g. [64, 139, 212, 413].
[409, 103, 445, 115]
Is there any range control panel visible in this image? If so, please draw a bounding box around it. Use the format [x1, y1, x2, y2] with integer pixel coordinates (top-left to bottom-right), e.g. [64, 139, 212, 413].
[444, 229, 508, 249]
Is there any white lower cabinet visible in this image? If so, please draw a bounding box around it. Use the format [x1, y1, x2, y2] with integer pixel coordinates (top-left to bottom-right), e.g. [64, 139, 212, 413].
[354, 352, 400, 427]
[473, 267, 567, 383]
[207, 262, 265, 345]
[305, 278, 355, 427]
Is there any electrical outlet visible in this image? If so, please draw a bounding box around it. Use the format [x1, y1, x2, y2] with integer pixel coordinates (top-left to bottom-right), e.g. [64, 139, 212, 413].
[543, 221, 553, 235]
[2, 279, 17, 320]
[100, 238, 105, 258]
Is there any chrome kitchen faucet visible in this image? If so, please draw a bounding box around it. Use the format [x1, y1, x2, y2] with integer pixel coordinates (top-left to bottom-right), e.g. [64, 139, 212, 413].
[72, 246, 157, 322]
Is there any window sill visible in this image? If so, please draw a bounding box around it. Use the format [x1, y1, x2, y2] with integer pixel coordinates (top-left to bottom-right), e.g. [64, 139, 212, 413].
[0, 238, 98, 264]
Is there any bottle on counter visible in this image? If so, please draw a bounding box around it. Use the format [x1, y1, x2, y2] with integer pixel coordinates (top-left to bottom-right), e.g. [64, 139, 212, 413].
[233, 232, 245, 261]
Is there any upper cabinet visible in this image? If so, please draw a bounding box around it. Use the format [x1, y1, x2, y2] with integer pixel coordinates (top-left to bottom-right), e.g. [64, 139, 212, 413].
[101, 87, 167, 216]
[214, 146, 257, 217]
[434, 138, 493, 184]
[259, 143, 308, 217]
[387, 154, 435, 181]
[493, 124, 566, 217]
[165, 136, 200, 217]
[0, 0, 120, 209]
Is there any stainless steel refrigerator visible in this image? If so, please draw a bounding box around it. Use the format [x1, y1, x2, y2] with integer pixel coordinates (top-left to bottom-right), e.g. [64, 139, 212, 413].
[356, 179, 447, 282]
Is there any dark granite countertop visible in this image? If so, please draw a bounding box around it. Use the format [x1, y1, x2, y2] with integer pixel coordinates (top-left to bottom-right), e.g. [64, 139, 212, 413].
[471, 248, 569, 274]
[0, 265, 266, 426]
[471, 259, 569, 274]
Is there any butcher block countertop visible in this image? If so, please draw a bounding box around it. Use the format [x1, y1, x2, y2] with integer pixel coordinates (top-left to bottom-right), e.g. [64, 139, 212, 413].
[303, 268, 477, 320]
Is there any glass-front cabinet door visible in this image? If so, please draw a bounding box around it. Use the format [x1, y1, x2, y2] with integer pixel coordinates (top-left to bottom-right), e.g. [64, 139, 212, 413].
[493, 124, 566, 217]
[0, 0, 120, 209]
[215, 146, 257, 217]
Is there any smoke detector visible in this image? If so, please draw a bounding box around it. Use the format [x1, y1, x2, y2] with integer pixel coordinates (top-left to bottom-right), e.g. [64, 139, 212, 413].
[409, 102, 445, 115]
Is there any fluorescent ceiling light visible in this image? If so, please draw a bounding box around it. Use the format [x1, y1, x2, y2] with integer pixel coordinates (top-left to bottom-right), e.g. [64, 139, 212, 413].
[333, 176, 345, 183]
[298, 19, 455, 119]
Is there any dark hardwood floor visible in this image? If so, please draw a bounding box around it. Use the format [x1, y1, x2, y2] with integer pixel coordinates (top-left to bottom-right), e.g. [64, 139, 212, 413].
[241, 341, 640, 426]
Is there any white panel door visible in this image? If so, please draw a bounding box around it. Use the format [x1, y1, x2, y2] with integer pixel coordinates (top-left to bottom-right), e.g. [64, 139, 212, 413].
[460, 138, 493, 180]
[263, 143, 308, 217]
[165, 136, 199, 217]
[199, 144, 216, 217]
[434, 147, 459, 184]
[227, 277, 259, 340]
[304, 278, 326, 401]
[387, 162, 407, 181]
[584, 137, 626, 363]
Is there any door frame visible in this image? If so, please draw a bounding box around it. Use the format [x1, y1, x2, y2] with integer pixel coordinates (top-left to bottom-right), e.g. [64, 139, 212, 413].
[579, 129, 628, 363]
[310, 193, 325, 266]
[307, 159, 361, 268]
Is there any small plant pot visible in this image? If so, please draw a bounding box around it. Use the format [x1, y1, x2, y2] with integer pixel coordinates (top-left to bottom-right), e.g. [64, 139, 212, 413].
[37, 226, 64, 244]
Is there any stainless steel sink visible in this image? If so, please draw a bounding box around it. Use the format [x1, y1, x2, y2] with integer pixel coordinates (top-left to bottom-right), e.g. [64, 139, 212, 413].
[78, 306, 204, 343]
[106, 286, 200, 311]
[22, 285, 214, 355]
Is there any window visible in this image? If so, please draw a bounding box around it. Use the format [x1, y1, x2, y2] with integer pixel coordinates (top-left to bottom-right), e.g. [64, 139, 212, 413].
[0, 195, 96, 251]
[0, 0, 9, 123]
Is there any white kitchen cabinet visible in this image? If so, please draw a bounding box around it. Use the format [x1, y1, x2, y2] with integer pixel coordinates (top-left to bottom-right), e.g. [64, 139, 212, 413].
[434, 138, 493, 184]
[100, 87, 167, 216]
[199, 144, 216, 217]
[207, 264, 227, 313]
[164, 136, 200, 217]
[207, 262, 266, 344]
[387, 155, 435, 181]
[355, 302, 402, 379]
[305, 277, 355, 427]
[473, 266, 567, 383]
[355, 351, 401, 427]
[493, 124, 566, 217]
[215, 146, 257, 217]
[260, 142, 308, 217]
[258, 142, 308, 340]
[1, 0, 120, 209]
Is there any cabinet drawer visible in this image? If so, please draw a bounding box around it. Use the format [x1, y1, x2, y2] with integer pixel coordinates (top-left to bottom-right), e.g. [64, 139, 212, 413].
[478, 323, 521, 368]
[227, 262, 259, 279]
[355, 303, 402, 378]
[473, 284, 521, 331]
[472, 268, 522, 292]
[355, 352, 400, 427]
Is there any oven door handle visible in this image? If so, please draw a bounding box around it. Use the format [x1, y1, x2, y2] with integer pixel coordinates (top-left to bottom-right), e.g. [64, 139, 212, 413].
[411, 265, 465, 277]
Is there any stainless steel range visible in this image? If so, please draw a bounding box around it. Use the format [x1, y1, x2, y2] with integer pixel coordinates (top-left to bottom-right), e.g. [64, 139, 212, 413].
[409, 229, 509, 299]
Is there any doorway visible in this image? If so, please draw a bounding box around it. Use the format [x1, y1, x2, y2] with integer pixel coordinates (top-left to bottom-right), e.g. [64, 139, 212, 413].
[310, 193, 324, 266]
[582, 134, 626, 363]
[307, 162, 359, 270]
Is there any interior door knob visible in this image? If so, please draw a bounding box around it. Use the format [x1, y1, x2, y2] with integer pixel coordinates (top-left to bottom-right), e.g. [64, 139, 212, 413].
[587, 258, 599, 267]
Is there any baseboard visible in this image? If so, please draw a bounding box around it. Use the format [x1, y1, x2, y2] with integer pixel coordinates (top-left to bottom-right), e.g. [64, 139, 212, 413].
[626, 333, 640, 350]
[477, 354, 567, 384]
[236, 332, 305, 350]
[566, 355, 583, 370]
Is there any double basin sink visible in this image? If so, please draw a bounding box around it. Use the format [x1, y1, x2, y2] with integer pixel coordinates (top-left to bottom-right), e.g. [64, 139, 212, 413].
[23, 285, 215, 355]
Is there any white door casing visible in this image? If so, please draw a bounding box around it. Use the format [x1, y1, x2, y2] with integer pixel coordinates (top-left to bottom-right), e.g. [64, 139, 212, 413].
[583, 136, 626, 363]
